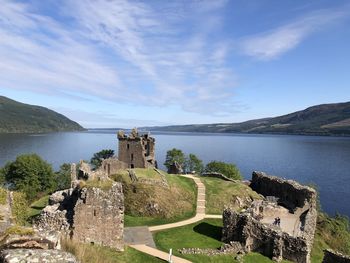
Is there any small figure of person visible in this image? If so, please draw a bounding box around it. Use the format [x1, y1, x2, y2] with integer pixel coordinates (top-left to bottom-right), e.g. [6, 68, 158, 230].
[277, 217, 281, 226]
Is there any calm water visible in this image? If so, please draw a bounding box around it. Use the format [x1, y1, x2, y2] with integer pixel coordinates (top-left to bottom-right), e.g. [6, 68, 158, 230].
[0, 130, 349, 217]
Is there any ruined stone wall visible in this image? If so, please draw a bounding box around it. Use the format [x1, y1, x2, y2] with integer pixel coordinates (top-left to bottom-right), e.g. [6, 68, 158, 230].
[72, 183, 124, 251]
[118, 129, 156, 168]
[322, 249, 350, 263]
[35, 183, 124, 251]
[250, 171, 316, 211]
[222, 209, 310, 263]
[100, 158, 128, 176]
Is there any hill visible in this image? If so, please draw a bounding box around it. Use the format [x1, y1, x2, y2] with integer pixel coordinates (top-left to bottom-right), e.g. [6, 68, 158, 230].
[146, 102, 350, 136]
[0, 96, 84, 133]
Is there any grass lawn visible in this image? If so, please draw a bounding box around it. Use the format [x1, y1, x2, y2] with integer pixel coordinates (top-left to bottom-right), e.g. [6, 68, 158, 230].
[124, 173, 197, 227]
[26, 195, 49, 220]
[62, 239, 163, 263]
[201, 177, 261, 214]
[153, 218, 291, 263]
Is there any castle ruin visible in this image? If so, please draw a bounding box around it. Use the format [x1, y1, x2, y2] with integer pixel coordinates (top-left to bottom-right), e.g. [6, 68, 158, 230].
[222, 171, 317, 263]
[117, 128, 156, 169]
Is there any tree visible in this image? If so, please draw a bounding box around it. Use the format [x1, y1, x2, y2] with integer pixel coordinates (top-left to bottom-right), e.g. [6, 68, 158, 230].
[55, 163, 71, 190]
[2, 154, 56, 200]
[164, 148, 186, 171]
[90, 149, 114, 169]
[204, 161, 242, 180]
[184, 154, 204, 174]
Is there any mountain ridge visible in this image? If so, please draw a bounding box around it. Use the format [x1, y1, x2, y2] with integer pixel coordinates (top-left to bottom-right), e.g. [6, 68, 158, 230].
[143, 102, 350, 136]
[0, 96, 85, 133]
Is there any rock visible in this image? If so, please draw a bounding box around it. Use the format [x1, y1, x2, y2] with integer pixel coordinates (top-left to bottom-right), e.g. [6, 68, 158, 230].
[0, 249, 78, 263]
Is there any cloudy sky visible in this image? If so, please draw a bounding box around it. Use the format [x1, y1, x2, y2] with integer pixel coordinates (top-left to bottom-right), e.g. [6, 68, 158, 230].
[1, 0, 349, 128]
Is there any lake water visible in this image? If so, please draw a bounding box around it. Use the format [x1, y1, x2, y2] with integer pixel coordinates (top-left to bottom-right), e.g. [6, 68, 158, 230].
[0, 130, 349, 217]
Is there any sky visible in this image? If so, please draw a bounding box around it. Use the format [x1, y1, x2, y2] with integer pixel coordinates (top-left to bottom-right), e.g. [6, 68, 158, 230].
[0, 0, 350, 128]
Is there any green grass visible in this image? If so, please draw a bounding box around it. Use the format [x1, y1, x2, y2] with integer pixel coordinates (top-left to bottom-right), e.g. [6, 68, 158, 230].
[83, 179, 114, 190]
[62, 239, 163, 263]
[0, 187, 7, 205]
[5, 225, 34, 236]
[119, 171, 197, 227]
[310, 212, 350, 262]
[26, 195, 49, 220]
[113, 168, 162, 181]
[154, 218, 291, 263]
[201, 177, 261, 214]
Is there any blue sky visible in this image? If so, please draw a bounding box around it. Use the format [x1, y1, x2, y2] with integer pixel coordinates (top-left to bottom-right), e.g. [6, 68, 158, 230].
[0, 0, 349, 128]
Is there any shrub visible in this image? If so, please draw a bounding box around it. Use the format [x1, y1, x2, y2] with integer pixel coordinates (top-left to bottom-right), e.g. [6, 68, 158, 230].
[164, 148, 186, 171]
[204, 161, 242, 180]
[2, 154, 55, 200]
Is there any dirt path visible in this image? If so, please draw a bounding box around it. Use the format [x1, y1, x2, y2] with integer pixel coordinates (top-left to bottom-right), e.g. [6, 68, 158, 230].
[126, 174, 220, 262]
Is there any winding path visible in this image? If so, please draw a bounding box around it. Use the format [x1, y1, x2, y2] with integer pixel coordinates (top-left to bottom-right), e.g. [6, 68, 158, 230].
[125, 174, 221, 262]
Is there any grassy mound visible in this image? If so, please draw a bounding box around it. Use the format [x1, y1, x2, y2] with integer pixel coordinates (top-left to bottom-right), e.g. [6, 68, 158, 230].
[201, 177, 261, 214]
[112, 168, 197, 226]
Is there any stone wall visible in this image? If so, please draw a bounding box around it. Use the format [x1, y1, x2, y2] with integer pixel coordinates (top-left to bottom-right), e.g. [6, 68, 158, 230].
[100, 158, 128, 176]
[322, 249, 350, 263]
[201, 172, 237, 182]
[250, 171, 316, 211]
[222, 172, 318, 263]
[118, 129, 156, 169]
[35, 183, 124, 251]
[0, 249, 78, 263]
[222, 209, 311, 263]
[72, 184, 124, 251]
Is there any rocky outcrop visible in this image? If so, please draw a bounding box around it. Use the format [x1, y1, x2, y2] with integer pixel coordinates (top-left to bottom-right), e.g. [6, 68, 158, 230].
[322, 249, 350, 263]
[0, 249, 78, 263]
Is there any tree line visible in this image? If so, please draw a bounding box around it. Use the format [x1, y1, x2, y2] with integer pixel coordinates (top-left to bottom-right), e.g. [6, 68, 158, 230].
[164, 148, 242, 180]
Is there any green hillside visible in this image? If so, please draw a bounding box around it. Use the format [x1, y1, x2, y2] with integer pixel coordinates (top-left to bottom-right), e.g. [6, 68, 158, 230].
[0, 96, 84, 133]
[146, 102, 350, 136]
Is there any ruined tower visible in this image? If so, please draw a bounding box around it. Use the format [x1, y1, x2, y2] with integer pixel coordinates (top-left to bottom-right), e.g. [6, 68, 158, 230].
[117, 128, 156, 168]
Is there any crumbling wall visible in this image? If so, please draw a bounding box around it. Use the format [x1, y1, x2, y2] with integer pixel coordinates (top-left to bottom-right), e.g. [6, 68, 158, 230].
[222, 209, 310, 263]
[72, 184, 124, 251]
[250, 171, 316, 211]
[322, 249, 350, 263]
[35, 183, 124, 251]
[100, 158, 128, 176]
[118, 129, 156, 168]
[222, 172, 318, 263]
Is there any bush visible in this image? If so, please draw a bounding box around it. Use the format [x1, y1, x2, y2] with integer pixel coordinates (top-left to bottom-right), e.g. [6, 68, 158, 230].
[2, 154, 55, 200]
[55, 163, 71, 190]
[90, 149, 114, 169]
[164, 148, 186, 172]
[184, 154, 204, 174]
[204, 161, 242, 180]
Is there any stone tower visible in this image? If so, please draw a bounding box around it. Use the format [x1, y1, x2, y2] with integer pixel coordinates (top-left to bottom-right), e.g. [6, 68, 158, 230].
[117, 128, 156, 168]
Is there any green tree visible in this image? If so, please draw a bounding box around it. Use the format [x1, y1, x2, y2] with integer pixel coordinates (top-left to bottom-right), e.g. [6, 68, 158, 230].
[90, 149, 114, 169]
[55, 163, 71, 190]
[164, 148, 186, 171]
[204, 161, 242, 180]
[2, 154, 55, 200]
[184, 154, 204, 174]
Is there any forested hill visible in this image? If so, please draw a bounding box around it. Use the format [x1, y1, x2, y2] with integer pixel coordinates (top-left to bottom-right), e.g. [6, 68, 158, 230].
[146, 102, 350, 136]
[0, 96, 84, 133]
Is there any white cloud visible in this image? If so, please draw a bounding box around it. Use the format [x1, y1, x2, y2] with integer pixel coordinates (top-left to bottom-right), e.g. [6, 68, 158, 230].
[240, 8, 348, 60]
[0, 0, 237, 116]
